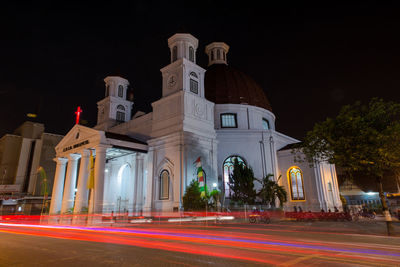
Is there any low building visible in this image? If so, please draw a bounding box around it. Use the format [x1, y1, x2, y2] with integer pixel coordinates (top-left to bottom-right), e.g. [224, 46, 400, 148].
[0, 121, 63, 214]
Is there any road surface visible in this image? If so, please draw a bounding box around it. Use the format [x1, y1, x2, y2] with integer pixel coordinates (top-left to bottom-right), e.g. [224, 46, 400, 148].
[0, 221, 399, 266]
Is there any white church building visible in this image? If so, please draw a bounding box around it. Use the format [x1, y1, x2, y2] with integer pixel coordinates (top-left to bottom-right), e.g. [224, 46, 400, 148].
[49, 33, 342, 216]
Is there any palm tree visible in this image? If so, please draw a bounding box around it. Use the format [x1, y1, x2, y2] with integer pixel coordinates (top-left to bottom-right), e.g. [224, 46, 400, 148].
[257, 174, 287, 208]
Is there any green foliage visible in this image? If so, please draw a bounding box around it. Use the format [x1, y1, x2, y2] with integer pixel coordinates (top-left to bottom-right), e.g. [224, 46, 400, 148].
[209, 189, 221, 210]
[297, 98, 400, 177]
[257, 174, 287, 208]
[182, 180, 208, 211]
[340, 194, 347, 206]
[228, 158, 257, 204]
[296, 98, 400, 214]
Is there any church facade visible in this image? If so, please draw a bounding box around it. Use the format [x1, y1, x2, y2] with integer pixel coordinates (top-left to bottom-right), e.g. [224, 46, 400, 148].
[49, 33, 342, 215]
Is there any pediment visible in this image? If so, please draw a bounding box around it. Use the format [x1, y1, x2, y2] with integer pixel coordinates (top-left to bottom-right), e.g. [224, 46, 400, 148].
[55, 124, 104, 156]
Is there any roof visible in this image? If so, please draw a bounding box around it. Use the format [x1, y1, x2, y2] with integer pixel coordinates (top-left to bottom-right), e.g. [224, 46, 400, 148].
[278, 142, 303, 151]
[105, 132, 147, 145]
[204, 64, 272, 111]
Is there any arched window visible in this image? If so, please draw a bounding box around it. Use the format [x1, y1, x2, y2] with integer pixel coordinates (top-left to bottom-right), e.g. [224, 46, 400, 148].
[288, 167, 305, 201]
[190, 72, 198, 78]
[189, 46, 194, 62]
[223, 156, 246, 197]
[159, 170, 169, 200]
[217, 49, 221, 60]
[172, 46, 178, 62]
[118, 85, 124, 97]
[262, 118, 270, 130]
[116, 105, 125, 122]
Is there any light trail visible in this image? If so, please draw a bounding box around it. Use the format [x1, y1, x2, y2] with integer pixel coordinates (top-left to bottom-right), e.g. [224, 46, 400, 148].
[0, 222, 399, 266]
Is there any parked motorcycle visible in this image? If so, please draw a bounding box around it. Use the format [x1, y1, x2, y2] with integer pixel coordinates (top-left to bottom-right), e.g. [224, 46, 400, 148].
[249, 210, 271, 224]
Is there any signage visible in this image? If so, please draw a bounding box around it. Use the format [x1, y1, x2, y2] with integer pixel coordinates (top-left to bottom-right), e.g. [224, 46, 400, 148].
[63, 139, 89, 152]
[0, 185, 20, 193]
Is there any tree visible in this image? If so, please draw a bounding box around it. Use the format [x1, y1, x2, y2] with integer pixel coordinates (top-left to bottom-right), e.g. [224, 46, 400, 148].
[228, 158, 257, 204]
[182, 180, 208, 211]
[257, 174, 287, 208]
[296, 98, 400, 235]
[209, 189, 221, 211]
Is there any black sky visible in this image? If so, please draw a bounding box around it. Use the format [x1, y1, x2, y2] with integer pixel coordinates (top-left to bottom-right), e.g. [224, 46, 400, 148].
[1, 1, 399, 140]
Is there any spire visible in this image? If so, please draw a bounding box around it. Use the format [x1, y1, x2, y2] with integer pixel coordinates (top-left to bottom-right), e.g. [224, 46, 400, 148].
[205, 42, 229, 66]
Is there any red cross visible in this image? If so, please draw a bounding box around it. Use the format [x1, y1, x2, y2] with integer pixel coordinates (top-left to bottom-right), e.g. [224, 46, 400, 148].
[75, 106, 82, 124]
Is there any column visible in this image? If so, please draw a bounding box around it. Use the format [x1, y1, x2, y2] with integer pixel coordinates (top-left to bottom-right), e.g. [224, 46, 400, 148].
[135, 154, 144, 212]
[88, 145, 108, 214]
[49, 157, 68, 215]
[61, 154, 81, 214]
[73, 149, 90, 214]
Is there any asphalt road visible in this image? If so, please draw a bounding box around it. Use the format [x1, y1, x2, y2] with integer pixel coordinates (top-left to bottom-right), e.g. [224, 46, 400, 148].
[0, 221, 399, 266]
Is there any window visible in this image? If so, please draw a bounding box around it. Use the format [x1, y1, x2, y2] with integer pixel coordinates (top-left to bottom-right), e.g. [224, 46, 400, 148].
[189, 46, 194, 62]
[172, 46, 178, 62]
[118, 85, 124, 97]
[221, 113, 237, 128]
[223, 51, 226, 61]
[189, 72, 198, 94]
[223, 156, 246, 197]
[190, 79, 198, 94]
[159, 170, 169, 200]
[217, 49, 221, 60]
[116, 105, 125, 122]
[288, 167, 305, 201]
[262, 118, 270, 130]
[211, 50, 214, 61]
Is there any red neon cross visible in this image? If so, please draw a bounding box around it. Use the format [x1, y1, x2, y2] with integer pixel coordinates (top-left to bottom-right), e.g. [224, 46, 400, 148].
[75, 106, 82, 125]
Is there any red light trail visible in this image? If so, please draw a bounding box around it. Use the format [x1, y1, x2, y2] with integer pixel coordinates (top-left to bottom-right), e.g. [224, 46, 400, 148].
[0, 221, 399, 266]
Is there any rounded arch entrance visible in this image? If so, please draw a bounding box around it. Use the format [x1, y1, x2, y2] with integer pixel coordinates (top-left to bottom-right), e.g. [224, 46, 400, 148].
[116, 163, 133, 214]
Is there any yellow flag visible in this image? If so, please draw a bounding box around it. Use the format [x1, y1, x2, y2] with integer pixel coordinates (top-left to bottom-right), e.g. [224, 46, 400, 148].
[87, 150, 95, 189]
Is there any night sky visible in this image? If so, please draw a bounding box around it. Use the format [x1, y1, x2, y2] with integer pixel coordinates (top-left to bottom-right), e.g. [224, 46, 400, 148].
[1, 1, 399, 140]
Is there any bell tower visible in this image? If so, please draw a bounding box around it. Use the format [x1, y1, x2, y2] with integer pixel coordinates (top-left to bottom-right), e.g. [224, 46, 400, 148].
[160, 33, 206, 98]
[95, 76, 133, 131]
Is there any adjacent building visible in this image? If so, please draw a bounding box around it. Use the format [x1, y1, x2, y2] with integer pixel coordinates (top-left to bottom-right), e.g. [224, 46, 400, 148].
[0, 121, 63, 214]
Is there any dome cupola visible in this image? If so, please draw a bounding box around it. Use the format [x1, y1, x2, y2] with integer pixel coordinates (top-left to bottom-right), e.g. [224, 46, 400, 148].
[205, 42, 229, 66]
[204, 64, 272, 111]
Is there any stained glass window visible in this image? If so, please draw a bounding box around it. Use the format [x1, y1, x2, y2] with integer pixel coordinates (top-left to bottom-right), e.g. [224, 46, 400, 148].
[288, 167, 305, 200]
[223, 156, 246, 197]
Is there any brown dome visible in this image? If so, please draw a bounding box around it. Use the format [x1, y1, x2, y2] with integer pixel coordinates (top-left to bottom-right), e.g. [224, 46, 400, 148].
[204, 64, 272, 111]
